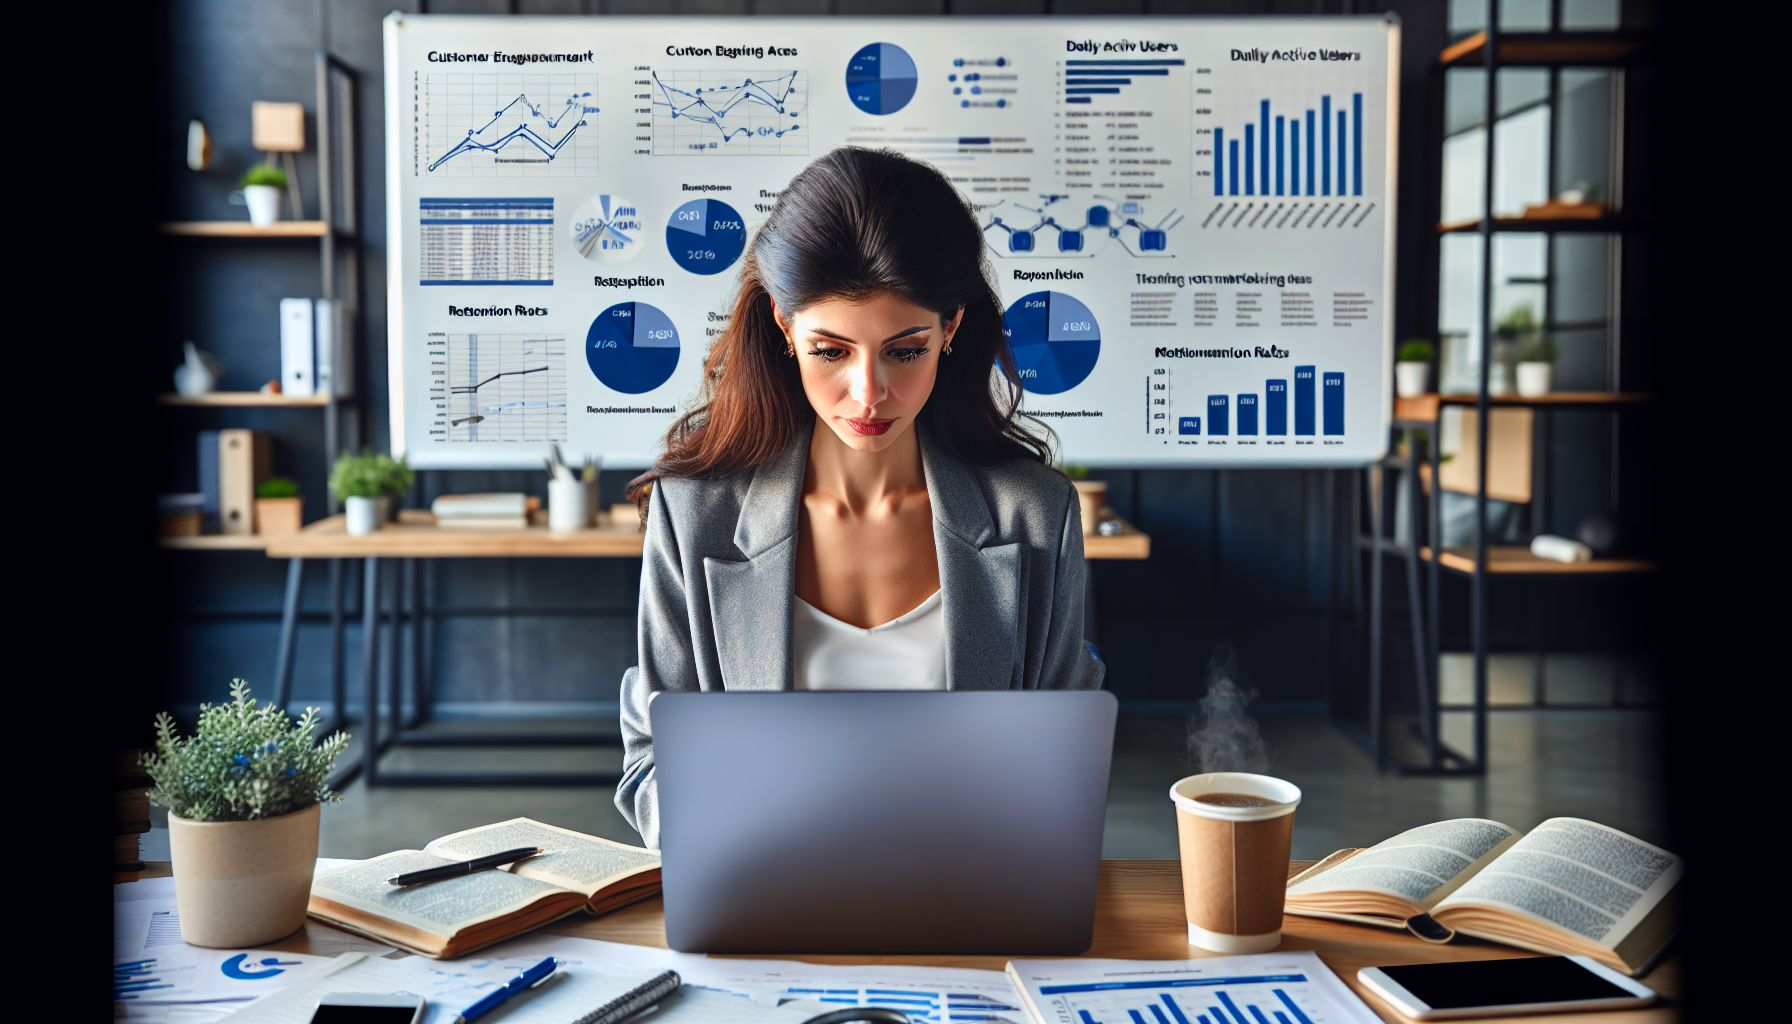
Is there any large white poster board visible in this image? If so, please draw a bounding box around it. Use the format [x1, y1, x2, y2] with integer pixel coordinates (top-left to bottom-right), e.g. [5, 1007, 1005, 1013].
[385, 13, 1399, 468]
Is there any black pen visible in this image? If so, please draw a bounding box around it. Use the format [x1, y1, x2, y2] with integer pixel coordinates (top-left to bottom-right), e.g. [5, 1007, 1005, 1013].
[387, 847, 544, 886]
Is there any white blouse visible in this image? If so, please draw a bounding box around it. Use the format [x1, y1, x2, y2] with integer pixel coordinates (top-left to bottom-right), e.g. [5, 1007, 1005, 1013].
[792, 590, 947, 691]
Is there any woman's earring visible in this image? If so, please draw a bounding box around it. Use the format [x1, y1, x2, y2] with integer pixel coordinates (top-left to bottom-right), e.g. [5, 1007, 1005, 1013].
[944, 343, 953, 355]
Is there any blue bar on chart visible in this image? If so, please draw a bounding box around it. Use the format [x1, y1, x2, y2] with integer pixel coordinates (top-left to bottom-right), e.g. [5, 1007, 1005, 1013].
[1265, 380, 1288, 435]
[1323, 373, 1344, 434]
[1237, 393, 1258, 435]
[1214, 129, 1224, 195]
[1244, 125, 1255, 195]
[1064, 59, 1184, 105]
[1337, 111, 1348, 199]
[1229, 140, 1239, 196]
[1304, 110, 1316, 194]
[1274, 117, 1285, 195]
[1353, 93, 1364, 195]
[1259, 100, 1270, 195]
[1320, 97, 1331, 195]
[1294, 366, 1316, 435]
[1207, 395, 1229, 435]
[1179, 416, 1201, 435]
[1289, 121, 1298, 195]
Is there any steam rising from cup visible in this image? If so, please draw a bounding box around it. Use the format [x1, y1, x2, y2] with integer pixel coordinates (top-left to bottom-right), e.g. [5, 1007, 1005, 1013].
[1187, 644, 1269, 774]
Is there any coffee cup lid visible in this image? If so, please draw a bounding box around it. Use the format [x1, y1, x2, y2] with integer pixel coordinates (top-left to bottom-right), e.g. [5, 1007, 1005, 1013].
[1170, 772, 1301, 821]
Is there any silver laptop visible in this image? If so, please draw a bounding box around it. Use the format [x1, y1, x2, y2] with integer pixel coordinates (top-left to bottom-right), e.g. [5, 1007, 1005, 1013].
[652, 690, 1117, 954]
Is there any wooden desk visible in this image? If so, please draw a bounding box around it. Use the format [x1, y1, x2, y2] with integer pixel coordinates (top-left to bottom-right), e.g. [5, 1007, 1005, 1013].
[545, 860, 1677, 1024]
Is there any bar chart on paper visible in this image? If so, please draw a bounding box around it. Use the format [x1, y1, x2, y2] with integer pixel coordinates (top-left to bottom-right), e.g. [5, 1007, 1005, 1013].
[431, 333, 568, 443]
[1009, 953, 1381, 1024]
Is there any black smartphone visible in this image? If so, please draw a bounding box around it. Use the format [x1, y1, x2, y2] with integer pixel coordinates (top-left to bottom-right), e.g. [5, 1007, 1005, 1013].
[308, 991, 427, 1024]
[1357, 957, 1656, 1020]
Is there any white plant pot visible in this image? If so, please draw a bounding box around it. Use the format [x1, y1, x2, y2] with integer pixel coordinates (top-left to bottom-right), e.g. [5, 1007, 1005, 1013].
[1394, 362, 1430, 398]
[549, 478, 588, 534]
[345, 495, 382, 535]
[244, 185, 282, 228]
[168, 803, 319, 948]
[1516, 362, 1554, 398]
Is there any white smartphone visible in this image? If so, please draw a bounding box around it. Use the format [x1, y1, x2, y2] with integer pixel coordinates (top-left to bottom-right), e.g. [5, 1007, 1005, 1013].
[308, 991, 427, 1024]
[1357, 957, 1657, 1020]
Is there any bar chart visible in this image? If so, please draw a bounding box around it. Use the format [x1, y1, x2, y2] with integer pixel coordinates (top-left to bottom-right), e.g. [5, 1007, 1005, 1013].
[1062, 59, 1185, 104]
[1171, 369, 1344, 438]
[1033, 972, 1338, 1024]
[1212, 92, 1363, 198]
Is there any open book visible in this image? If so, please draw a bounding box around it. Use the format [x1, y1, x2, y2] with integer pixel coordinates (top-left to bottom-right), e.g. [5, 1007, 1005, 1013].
[1284, 817, 1678, 976]
[308, 818, 660, 959]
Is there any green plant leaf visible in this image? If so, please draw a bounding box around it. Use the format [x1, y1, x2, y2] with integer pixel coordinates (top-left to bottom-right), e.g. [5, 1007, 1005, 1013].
[241, 165, 289, 189]
[141, 681, 349, 822]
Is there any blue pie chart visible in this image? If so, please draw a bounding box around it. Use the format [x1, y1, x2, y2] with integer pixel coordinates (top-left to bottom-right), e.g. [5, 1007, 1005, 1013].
[847, 43, 918, 116]
[587, 302, 679, 394]
[1003, 291, 1101, 395]
[665, 199, 746, 275]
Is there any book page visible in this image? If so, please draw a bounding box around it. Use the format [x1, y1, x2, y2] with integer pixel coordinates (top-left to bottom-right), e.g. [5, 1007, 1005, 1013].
[312, 850, 571, 935]
[1286, 818, 1520, 911]
[426, 817, 660, 897]
[1434, 817, 1681, 948]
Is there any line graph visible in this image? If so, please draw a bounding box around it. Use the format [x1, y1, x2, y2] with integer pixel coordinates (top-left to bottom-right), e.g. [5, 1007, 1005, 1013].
[435, 334, 567, 443]
[650, 69, 807, 156]
[423, 73, 599, 177]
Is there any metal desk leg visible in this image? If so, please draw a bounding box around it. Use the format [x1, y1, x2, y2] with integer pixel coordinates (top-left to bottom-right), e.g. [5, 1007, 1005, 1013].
[404, 558, 422, 728]
[272, 558, 305, 712]
[362, 556, 383, 786]
[388, 558, 403, 738]
[329, 559, 345, 732]
[1368, 465, 1384, 768]
[1404, 451, 1435, 765]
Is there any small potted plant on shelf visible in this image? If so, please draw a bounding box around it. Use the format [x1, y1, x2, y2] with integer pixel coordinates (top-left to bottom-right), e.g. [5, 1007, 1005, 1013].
[1515, 333, 1560, 398]
[254, 477, 304, 536]
[141, 681, 349, 948]
[330, 450, 386, 535]
[1395, 338, 1435, 398]
[240, 164, 288, 228]
[376, 452, 415, 522]
[1493, 306, 1542, 397]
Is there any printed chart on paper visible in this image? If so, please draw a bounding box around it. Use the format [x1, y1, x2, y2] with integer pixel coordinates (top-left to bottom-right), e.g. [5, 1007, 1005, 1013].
[650, 69, 809, 156]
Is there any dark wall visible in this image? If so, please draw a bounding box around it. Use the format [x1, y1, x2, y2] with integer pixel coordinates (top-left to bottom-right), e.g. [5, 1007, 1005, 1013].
[153, 0, 1520, 717]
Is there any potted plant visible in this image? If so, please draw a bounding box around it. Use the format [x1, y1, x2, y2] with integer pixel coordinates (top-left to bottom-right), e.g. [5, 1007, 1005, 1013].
[375, 452, 415, 522]
[329, 450, 386, 535]
[1515, 333, 1560, 397]
[141, 681, 349, 948]
[241, 164, 288, 228]
[1395, 339, 1434, 398]
[1492, 307, 1542, 397]
[254, 477, 304, 536]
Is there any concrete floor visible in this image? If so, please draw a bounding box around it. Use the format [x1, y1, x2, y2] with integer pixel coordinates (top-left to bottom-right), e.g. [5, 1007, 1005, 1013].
[282, 709, 1663, 861]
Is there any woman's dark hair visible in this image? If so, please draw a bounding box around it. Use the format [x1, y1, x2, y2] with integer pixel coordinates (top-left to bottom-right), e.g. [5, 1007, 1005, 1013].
[628, 147, 1051, 511]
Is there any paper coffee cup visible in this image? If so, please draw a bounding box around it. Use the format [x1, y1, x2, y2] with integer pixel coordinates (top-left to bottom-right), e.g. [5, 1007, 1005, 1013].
[1170, 772, 1302, 953]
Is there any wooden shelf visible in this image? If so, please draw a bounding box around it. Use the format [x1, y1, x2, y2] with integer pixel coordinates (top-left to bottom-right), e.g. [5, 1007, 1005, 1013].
[1422, 545, 1656, 575]
[1085, 516, 1150, 561]
[1395, 392, 1653, 423]
[1440, 30, 1647, 67]
[159, 534, 271, 551]
[1438, 215, 1639, 234]
[160, 220, 332, 238]
[158, 392, 331, 407]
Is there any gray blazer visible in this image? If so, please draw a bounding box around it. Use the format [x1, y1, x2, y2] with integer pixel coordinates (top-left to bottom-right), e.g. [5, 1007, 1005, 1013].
[614, 420, 1105, 847]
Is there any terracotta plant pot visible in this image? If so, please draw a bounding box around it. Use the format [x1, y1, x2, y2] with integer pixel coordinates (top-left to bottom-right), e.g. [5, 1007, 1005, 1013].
[167, 803, 319, 948]
[1072, 480, 1107, 537]
[254, 497, 304, 536]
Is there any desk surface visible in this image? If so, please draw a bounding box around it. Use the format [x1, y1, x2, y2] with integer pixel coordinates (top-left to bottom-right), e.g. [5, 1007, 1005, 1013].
[123, 859, 1673, 1024]
[261, 508, 1152, 560]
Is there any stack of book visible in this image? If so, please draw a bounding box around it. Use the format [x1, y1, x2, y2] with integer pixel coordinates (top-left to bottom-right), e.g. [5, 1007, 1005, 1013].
[115, 750, 152, 877]
[431, 493, 533, 529]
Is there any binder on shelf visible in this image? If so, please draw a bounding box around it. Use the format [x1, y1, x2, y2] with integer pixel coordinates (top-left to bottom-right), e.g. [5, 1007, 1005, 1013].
[218, 429, 271, 536]
[315, 298, 352, 398]
[279, 298, 315, 397]
[197, 430, 220, 533]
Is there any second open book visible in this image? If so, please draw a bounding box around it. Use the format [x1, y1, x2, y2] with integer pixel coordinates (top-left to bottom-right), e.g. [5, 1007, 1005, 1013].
[308, 818, 661, 958]
[1284, 817, 1678, 976]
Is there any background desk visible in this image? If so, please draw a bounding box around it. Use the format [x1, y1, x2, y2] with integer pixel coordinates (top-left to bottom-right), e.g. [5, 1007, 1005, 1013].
[127, 859, 1671, 1024]
[259, 509, 1150, 787]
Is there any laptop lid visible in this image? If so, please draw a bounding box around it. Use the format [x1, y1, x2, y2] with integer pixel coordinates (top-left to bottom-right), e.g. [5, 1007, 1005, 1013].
[653, 690, 1117, 954]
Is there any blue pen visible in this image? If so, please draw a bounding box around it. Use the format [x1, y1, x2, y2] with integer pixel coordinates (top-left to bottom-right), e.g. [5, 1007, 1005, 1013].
[456, 957, 561, 1023]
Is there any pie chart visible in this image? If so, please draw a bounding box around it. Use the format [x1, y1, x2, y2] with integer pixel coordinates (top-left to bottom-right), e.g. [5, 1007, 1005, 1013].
[846, 43, 918, 116]
[1003, 291, 1100, 395]
[569, 194, 643, 263]
[665, 199, 746, 275]
[587, 302, 679, 394]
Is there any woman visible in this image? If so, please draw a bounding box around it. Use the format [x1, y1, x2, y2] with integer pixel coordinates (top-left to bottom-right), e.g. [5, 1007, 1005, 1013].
[616, 147, 1104, 848]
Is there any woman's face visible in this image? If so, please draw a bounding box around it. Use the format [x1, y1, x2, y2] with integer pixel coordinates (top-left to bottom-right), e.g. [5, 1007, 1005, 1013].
[776, 292, 962, 454]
